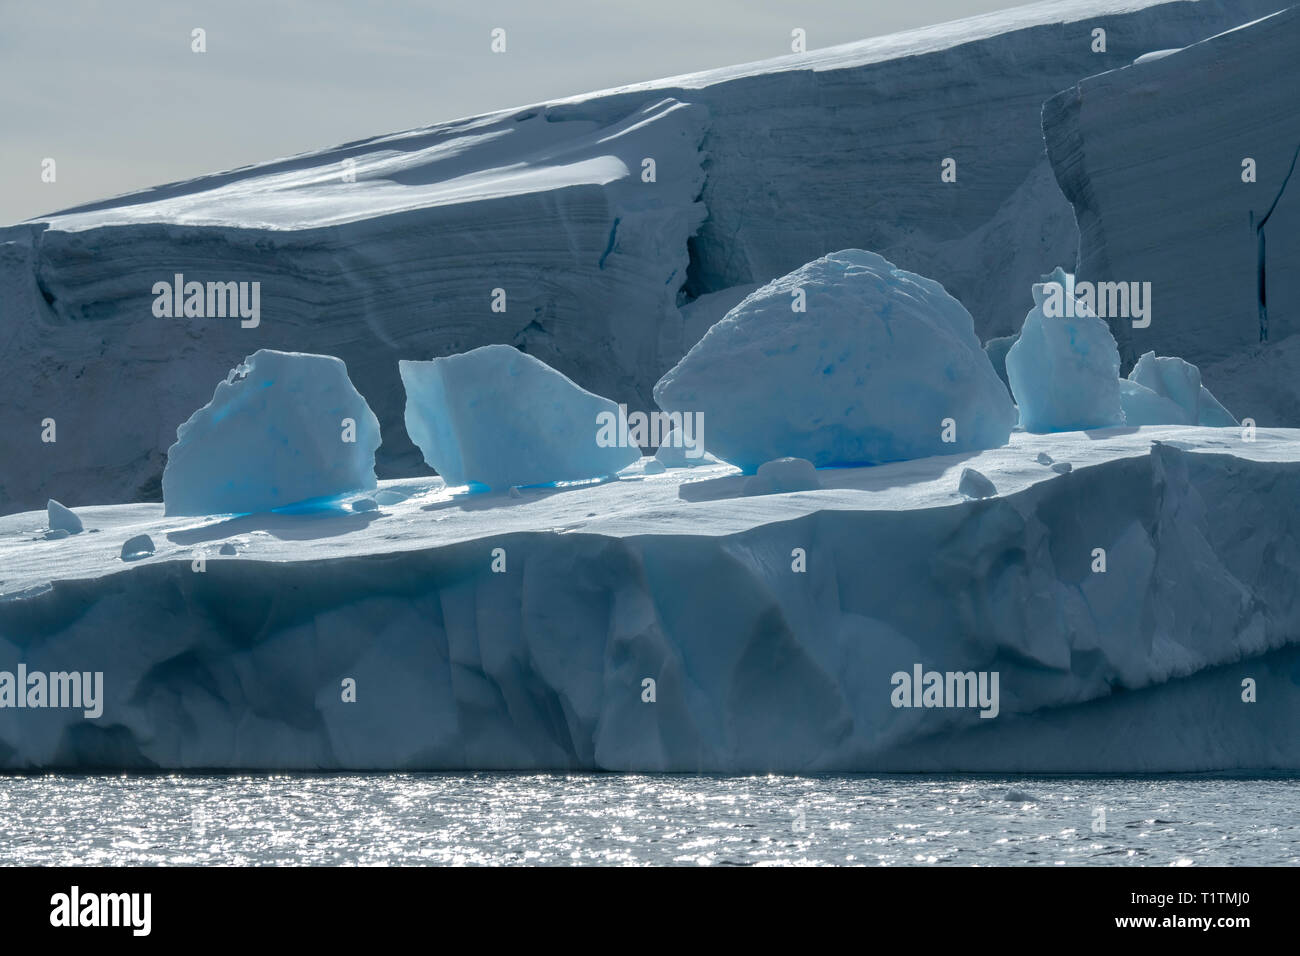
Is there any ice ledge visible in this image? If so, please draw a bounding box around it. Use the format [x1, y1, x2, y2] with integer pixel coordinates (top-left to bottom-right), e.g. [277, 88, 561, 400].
[1, 427, 1298, 771]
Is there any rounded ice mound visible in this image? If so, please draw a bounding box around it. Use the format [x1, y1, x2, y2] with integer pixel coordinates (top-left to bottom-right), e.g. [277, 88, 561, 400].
[1006, 268, 1124, 433]
[743, 457, 821, 496]
[653, 249, 1016, 471]
[400, 344, 640, 491]
[162, 350, 381, 516]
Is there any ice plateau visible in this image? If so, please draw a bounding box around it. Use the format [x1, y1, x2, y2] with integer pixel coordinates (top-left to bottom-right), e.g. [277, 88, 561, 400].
[654, 250, 1017, 472]
[399, 345, 640, 490]
[1, 0, 1287, 513]
[162, 350, 381, 516]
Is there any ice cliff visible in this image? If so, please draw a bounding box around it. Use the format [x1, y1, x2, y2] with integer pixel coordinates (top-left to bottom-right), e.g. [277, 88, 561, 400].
[1, 0, 1286, 512]
[1, 427, 1299, 772]
[1044, 4, 1300, 412]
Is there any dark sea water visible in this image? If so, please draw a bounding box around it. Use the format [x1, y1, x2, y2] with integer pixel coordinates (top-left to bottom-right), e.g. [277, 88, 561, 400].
[0, 774, 1295, 866]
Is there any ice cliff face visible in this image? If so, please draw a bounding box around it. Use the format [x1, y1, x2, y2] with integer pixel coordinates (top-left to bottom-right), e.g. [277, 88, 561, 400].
[2, 428, 1299, 772]
[1044, 5, 1300, 387]
[1, 0, 1285, 513]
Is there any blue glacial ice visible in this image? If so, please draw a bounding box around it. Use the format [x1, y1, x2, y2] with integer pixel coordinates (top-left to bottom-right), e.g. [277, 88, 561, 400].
[654, 249, 1016, 472]
[3, 428, 1300, 772]
[162, 350, 381, 516]
[1006, 267, 1125, 433]
[399, 344, 640, 490]
[1120, 351, 1237, 426]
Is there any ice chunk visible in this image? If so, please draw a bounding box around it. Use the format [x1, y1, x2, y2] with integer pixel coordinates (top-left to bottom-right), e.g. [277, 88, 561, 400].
[654, 428, 716, 468]
[1003, 788, 1038, 802]
[1035, 452, 1054, 465]
[743, 457, 821, 496]
[1051, 462, 1073, 474]
[1121, 351, 1237, 426]
[654, 250, 1016, 472]
[120, 534, 155, 561]
[642, 459, 667, 475]
[218, 542, 237, 555]
[399, 344, 639, 491]
[47, 499, 82, 534]
[1006, 268, 1124, 432]
[162, 350, 381, 516]
[958, 467, 998, 499]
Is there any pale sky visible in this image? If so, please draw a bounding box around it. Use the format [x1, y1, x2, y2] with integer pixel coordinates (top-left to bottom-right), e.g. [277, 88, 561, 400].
[0, 0, 1015, 225]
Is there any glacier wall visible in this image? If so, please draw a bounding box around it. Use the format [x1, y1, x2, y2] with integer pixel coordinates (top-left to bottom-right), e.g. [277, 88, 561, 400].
[1, 0, 1287, 514]
[0, 99, 707, 510]
[1044, 5, 1300, 379]
[2, 440, 1299, 772]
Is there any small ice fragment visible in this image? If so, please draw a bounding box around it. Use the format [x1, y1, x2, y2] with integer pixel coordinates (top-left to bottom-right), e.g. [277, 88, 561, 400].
[219, 542, 237, 555]
[1035, 452, 1053, 465]
[121, 534, 155, 561]
[958, 467, 997, 499]
[643, 459, 666, 475]
[1051, 462, 1073, 474]
[47, 499, 83, 534]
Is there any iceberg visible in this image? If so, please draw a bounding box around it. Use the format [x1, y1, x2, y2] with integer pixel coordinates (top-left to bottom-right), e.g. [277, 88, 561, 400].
[654, 250, 1016, 472]
[399, 344, 640, 490]
[162, 350, 381, 516]
[3, 0, 1284, 514]
[1120, 351, 1237, 426]
[1006, 268, 1124, 432]
[2, 427, 1300, 772]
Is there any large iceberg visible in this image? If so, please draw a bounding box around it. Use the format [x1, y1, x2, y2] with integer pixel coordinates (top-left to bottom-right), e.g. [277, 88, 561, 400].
[162, 350, 381, 516]
[1006, 268, 1124, 432]
[654, 250, 1016, 472]
[399, 344, 640, 490]
[2, 0, 1284, 514]
[2, 427, 1300, 771]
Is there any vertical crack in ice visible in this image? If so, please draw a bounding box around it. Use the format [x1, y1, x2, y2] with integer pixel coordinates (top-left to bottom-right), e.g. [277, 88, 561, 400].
[1251, 139, 1300, 343]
